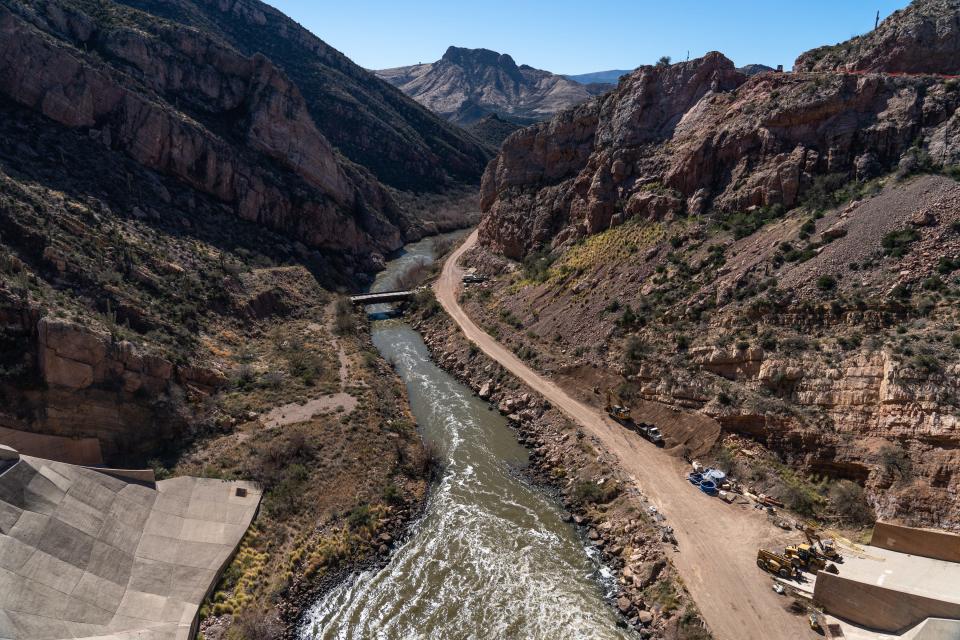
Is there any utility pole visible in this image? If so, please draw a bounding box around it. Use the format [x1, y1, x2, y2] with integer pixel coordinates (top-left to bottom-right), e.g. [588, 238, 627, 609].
[686, 50, 690, 62]
[875, 10, 880, 30]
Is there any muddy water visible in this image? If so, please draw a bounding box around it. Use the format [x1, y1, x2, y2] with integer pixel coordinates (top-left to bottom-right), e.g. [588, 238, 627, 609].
[301, 233, 632, 639]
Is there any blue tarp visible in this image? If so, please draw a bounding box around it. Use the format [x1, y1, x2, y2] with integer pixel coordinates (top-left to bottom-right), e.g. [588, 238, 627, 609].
[703, 468, 726, 484]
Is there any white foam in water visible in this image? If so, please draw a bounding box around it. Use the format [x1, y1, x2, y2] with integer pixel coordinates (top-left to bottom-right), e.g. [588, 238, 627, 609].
[301, 236, 632, 639]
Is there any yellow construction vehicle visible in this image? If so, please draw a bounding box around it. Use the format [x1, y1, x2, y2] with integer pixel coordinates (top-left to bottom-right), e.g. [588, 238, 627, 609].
[756, 549, 798, 578]
[605, 390, 632, 423]
[785, 543, 840, 574]
[802, 525, 843, 562]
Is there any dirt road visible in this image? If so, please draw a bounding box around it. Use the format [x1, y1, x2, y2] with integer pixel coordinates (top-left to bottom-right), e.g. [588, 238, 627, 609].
[435, 230, 812, 640]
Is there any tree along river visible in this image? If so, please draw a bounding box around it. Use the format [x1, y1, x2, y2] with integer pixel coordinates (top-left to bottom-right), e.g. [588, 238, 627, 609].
[301, 232, 633, 639]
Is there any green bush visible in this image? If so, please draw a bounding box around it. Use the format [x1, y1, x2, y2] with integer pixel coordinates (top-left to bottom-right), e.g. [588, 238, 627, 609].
[879, 444, 912, 482]
[881, 228, 920, 257]
[571, 479, 618, 505]
[522, 249, 555, 282]
[829, 480, 875, 526]
[347, 504, 373, 530]
[816, 274, 837, 291]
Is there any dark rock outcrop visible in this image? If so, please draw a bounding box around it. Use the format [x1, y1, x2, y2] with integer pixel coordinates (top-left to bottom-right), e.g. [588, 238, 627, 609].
[120, 0, 492, 191]
[0, 0, 413, 263]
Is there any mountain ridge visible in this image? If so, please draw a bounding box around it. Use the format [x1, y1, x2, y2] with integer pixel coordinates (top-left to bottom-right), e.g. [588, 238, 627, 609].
[377, 45, 612, 126]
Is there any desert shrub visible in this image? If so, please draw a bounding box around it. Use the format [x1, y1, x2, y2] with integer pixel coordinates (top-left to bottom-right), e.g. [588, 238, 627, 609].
[829, 480, 875, 526]
[229, 606, 283, 640]
[147, 458, 170, 481]
[780, 473, 825, 517]
[801, 173, 853, 212]
[431, 235, 457, 257]
[624, 335, 648, 362]
[656, 55, 672, 67]
[675, 334, 690, 351]
[619, 304, 641, 328]
[816, 274, 837, 291]
[879, 444, 912, 482]
[522, 249, 555, 282]
[722, 204, 785, 239]
[571, 479, 618, 506]
[334, 296, 356, 335]
[881, 228, 920, 257]
[936, 256, 959, 274]
[347, 504, 373, 530]
[234, 364, 256, 391]
[411, 289, 441, 317]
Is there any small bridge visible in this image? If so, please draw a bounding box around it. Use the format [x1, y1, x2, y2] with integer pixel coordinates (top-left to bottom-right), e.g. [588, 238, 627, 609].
[349, 290, 415, 305]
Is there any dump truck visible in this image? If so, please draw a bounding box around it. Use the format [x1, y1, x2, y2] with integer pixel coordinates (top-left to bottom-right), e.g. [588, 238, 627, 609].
[605, 390, 632, 423]
[757, 549, 798, 578]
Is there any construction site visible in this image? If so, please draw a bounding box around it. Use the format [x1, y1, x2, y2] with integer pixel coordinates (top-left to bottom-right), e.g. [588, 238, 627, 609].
[685, 457, 960, 639]
[604, 386, 960, 639]
[0, 444, 261, 640]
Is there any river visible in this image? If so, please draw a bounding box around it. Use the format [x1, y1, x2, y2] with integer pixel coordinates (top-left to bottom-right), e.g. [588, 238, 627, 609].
[300, 232, 633, 639]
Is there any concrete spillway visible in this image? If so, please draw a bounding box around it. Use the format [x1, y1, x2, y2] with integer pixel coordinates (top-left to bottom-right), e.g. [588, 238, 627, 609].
[0, 454, 261, 639]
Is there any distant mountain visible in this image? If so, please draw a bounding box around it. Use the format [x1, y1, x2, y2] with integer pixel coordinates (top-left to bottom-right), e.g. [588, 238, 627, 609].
[377, 46, 610, 126]
[466, 113, 524, 148]
[737, 64, 774, 76]
[565, 69, 633, 84]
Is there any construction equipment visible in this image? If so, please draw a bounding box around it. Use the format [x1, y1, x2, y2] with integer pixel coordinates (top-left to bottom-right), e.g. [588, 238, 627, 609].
[756, 549, 798, 578]
[802, 526, 843, 563]
[605, 390, 632, 423]
[785, 544, 840, 574]
[809, 613, 823, 632]
[635, 421, 664, 445]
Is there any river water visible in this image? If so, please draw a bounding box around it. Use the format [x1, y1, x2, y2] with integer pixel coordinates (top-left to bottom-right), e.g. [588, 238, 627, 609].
[300, 233, 633, 640]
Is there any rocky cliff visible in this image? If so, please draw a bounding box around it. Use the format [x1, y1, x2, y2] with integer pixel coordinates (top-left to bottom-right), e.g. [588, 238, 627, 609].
[469, 0, 960, 529]
[0, 0, 415, 262]
[796, 0, 960, 74]
[119, 0, 491, 190]
[377, 46, 611, 126]
[0, 0, 479, 466]
[479, 48, 960, 259]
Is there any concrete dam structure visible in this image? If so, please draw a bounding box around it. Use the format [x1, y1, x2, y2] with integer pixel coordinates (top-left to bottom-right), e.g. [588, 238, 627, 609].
[0, 450, 261, 639]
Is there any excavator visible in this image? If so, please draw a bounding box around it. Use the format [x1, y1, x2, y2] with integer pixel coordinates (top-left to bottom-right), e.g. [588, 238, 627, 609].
[784, 544, 840, 574]
[605, 390, 632, 423]
[802, 525, 843, 563]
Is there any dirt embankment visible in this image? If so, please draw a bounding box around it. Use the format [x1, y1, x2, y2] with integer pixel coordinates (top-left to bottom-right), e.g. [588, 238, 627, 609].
[412, 307, 712, 640]
[168, 298, 430, 639]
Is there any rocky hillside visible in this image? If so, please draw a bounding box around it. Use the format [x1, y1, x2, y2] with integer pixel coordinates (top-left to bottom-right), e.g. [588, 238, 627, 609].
[377, 46, 611, 125]
[470, 0, 960, 528]
[119, 0, 491, 190]
[465, 113, 523, 147]
[0, 0, 450, 464]
[796, 0, 960, 74]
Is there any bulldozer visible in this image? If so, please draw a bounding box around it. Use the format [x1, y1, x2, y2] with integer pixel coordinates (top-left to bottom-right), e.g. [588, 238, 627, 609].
[605, 390, 632, 423]
[756, 549, 798, 578]
[785, 544, 839, 574]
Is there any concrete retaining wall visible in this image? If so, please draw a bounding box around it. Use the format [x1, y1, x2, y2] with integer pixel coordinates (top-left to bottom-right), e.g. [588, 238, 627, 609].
[871, 522, 960, 564]
[814, 572, 960, 633]
[0, 425, 102, 465]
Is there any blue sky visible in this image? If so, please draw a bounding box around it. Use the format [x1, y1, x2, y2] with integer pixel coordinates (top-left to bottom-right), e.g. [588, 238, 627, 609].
[266, 1, 908, 74]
